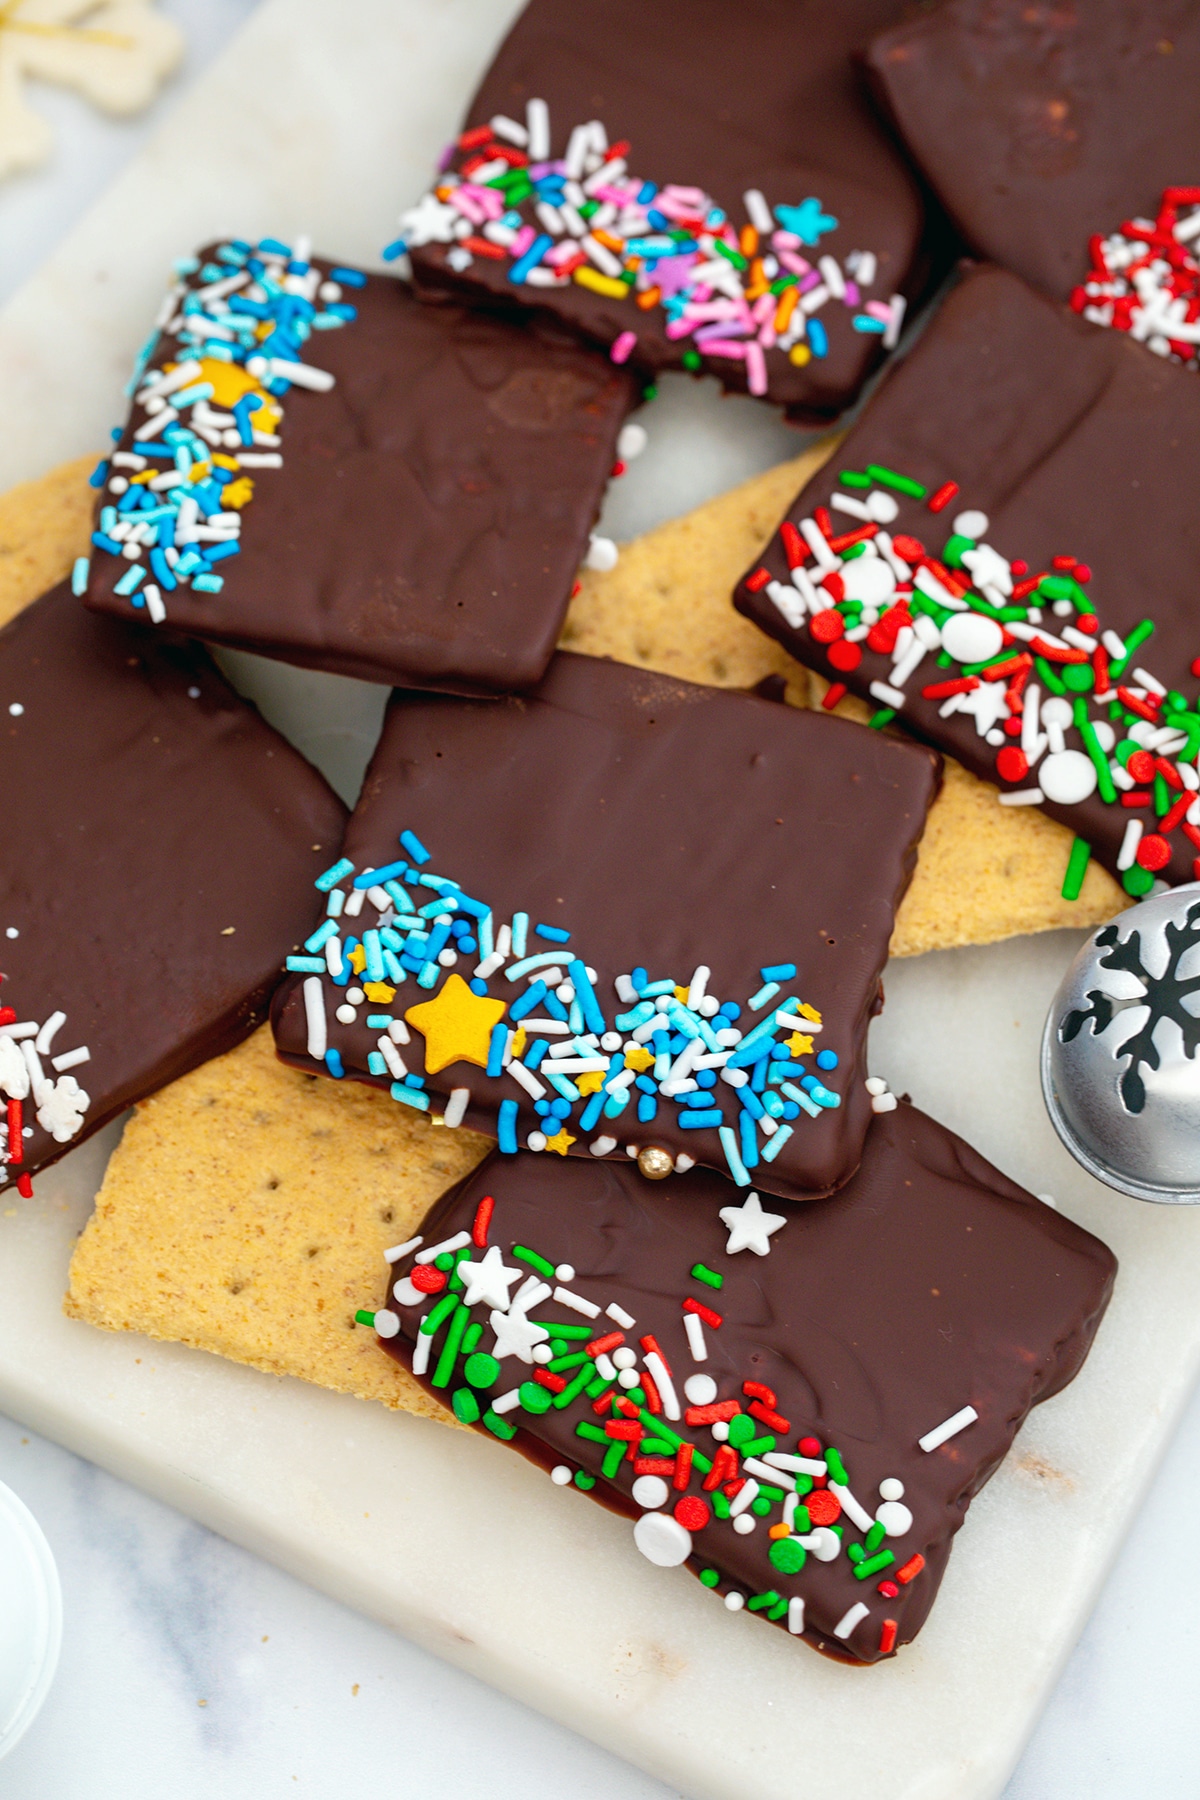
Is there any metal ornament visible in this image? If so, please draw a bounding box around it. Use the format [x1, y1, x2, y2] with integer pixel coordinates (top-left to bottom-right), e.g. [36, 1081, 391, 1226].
[1042, 882, 1200, 1203]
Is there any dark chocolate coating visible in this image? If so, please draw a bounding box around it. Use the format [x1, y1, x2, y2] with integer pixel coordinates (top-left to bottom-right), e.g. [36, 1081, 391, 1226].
[272, 650, 940, 1201]
[410, 0, 940, 421]
[734, 263, 1200, 887]
[0, 583, 346, 1184]
[867, 0, 1200, 304]
[84, 256, 635, 695]
[381, 1104, 1116, 1664]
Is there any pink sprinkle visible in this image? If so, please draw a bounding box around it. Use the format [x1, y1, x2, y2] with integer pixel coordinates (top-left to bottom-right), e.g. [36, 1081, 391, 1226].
[610, 330, 637, 364]
[510, 224, 537, 259]
[451, 190, 487, 226]
[772, 232, 804, 255]
[778, 250, 813, 278]
[750, 292, 775, 324]
[843, 281, 861, 307]
[665, 316, 700, 340]
[701, 339, 747, 361]
[864, 300, 892, 323]
[744, 340, 768, 395]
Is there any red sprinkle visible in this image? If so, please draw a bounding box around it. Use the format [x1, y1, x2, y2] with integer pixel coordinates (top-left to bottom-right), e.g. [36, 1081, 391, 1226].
[922, 676, 979, 700]
[821, 682, 848, 710]
[471, 1194, 494, 1247]
[891, 534, 926, 563]
[15, 1173, 33, 1199]
[926, 480, 958, 513]
[877, 1580, 900, 1599]
[703, 1444, 739, 1492]
[1160, 792, 1192, 835]
[0, 1007, 15, 1027]
[827, 639, 862, 673]
[809, 608, 844, 644]
[1031, 637, 1088, 665]
[1011, 572, 1048, 601]
[745, 566, 772, 592]
[995, 746, 1029, 784]
[827, 523, 879, 554]
[587, 1331, 625, 1357]
[879, 1619, 899, 1656]
[684, 1296, 723, 1329]
[780, 522, 806, 569]
[686, 1400, 741, 1426]
[1184, 821, 1200, 852]
[672, 1443, 694, 1490]
[458, 123, 494, 149]
[535, 1368, 567, 1393]
[895, 1553, 926, 1586]
[674, 1495, 711, 1531]
[1155, 756, 1184, 791]
[639, 1334, 670, 1371]
[1121, 792, 1153, 808]
[1137, 834, 1172, 872]
[605, 1420, 641, 1440]
[742, 1380, 777, 1407]
[798, 1436, 822, 1456]
[410, 1263, 447, 1294]
[634, 1456, 674, 1476]
[640, 1368, 663, 1414]
[1117, 686, 1161, 722]
[461, 235, 508, 260]
[6, 1097, 22, 1165]
[820, 570, 846, 602]
[806, 1488, 842, 1526]
[1191, 656, 1200, 679]
[1127, 750, 1156, 784]
[814, 505, 834, 539]
[748, 1400, 791, 1434]
[611, 460, 627, 478]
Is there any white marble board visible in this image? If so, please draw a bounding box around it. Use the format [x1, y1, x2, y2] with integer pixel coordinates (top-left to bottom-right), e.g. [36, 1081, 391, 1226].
[2, 3, 1200, 1796]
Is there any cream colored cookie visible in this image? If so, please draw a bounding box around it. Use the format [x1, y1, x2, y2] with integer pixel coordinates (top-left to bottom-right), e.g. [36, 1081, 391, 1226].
[65, 1027, 488, 1418]
[0, 452, 97, 628]
[564, 445, 1124, 953]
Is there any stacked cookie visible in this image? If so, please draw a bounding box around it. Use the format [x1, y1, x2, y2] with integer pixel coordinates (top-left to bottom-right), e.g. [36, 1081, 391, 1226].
[22, 0, 1200, 1667]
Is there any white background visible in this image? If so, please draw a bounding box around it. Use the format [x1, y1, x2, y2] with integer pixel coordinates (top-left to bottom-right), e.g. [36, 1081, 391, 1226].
[2, 4, 1199, 1795]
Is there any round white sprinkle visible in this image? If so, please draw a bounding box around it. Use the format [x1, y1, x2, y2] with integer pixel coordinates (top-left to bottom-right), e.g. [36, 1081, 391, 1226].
[532, 1344, 554, 1364]
[631, 1475, 670, 1510]
[108, 475, 129, 494]
[633, 1511, 692, 1567]
[391, 1277, 421, 1307]
[952, 509, 988, 539]
[808, 1527, 842, 1562]
[554, 1263, 575, 1282]
[187, 686, 201, 698]
[527, 1130, 548, 1152]
[865, 489, 900, 524]
[1040, 696, 1073, 731]
[8, 703, 24, 717]
[4, 928, 17, 939]
[617, 1369, 639, 1389]
[550, 1465, 573, 1486]
[698, 995, 720, 1017]
[555, 982, 575, 1003]
[684, 1373, 718, 1405]
[617, 421, 648, 461]
[612, 1346, 637, 1369]
[1052, 598, 1074, 616]
[985, 729, 1006, 747]
[335, 1004, 357, 1025]
[839, 554, 895, 608]
[600, 1031, 622, 1051]
[724, 1591, 745, 1612]
[373, 1309, 400, 1339]
[1092, 720, 1116, 752]
[732, 1513, 756, 1535]
[346, 987, 365, 1004]
[876, 1499, 914, 1537]
[585, 534, 619, 572]
[438, 949, 458, 967]
[1039, 749, 1098, 805]
[940, 612, 1003, 664]
[879, 1476, 905, 1501]
[711, 1420, 730, 1442]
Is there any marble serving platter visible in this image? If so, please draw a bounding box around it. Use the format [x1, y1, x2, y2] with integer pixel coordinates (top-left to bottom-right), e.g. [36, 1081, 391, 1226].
[3, 3, 1200, 1796]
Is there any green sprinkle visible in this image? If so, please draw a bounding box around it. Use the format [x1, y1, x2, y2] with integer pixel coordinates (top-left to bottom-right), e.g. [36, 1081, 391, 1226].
[601, 1441, 625, 1479]
[848, 1543, 865, 1564]
[839, 469, 872, 488]
[642, 384, 658, 401]
[825, 1447, 849, 1486]
[682, 349, 702, 371]
[726, 1414, 756, 1448]
[464, 1352, 500, 1390]
[1034, 655, 1066, 696]
[1037, 574, 1076, 604]
[853, 1550, 896, 1581]
[767, 1597, 789, 1622]
[942, 532, 974, 568]
[741, 1435, 778, 1459]
[1167, 690, 1189, 713]
[747, 1589, 783, 1612]
[691, 1263, 723, 1290]
[452, 1388, 480, 1424]
[1123, 864, 1155, 896]
[866, 463, 926, 498]
[840, 541, 869, 562]
[354, 1309, 376, 1328]
[1061, 661, 1094, 694]
[435, 1252, 455, 1271]
[1166, 713, 1200, 760]
[795, 1474, 813, 1498]
[691, 1447, 713, 1474]
[462, 1321, 483, 1354]
[574, 1470, 596, 1490]
[641, 1438, 675, 1455]
[554, 1364, 596, 1409]
[514, 1244, 556, 1280]
[699, 1568, 721, 1588]
[639, 1408, 683, 1448]
[483, 1409, 517, 1440]
[1062, 836, 1092, 902]
[533, 1321, 592, 1339]
[869, 707, 896, 729]
[575, 1420, 608, 1444]
[420, 1291, 459, 1335]
[769, 1538, 807, 1574]
[713, 238, 748, 271]
[587, 1375, 614, 1399]
[793, 1504, 812, 1533]
[1155, 772, 1172, 817]
[865, 1520, 888, 1554]
[751, 1496, 772, 1517]
[1109, 618, 1154, 679]
[431, 1302, 469, 1388]
[519, 1380, 552, 1414]
[960, 647, 1018, 676]
[1075, 704, 1116, 802]
[712, 1489, 732, 1520]
[548, 1352, 589, 1372]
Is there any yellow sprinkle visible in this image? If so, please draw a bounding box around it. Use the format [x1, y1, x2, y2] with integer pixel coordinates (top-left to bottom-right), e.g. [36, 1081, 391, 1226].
[574, 267, 630, 300]
[624, 1045, 654, 1072]
[511, 1026, 527, 1059]
[187, 461, 212, 484]
[673, 985, 689, 1003]
[221, 477, 255, 509]
[348, 946, 368, 974]
[786, 1032, 814, 1058]
[130, 469, 157, 485]
[363, 981, 396, 1002]
[797, 1002, 822, 1023]
[544, 1128, 576, 1155]
[212, 452, 240, 471]
[576, 1071, 604, 1095]
[789, 343, 812, 367]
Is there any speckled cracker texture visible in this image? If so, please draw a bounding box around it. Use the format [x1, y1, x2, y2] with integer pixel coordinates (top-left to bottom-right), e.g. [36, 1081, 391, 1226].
[564, 442, 1124, 954]
[65, 1027, 488, 1417]
[0, 453, 97, 628]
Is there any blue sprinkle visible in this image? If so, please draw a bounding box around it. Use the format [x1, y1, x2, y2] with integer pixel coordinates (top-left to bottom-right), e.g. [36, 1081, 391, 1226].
[817, 1049, 838, 1070]
[381, 238, 408, 262]
[568, 959, 606, 1036]
[390, 1082, 430, 1112]
[739, 1086, 766, 1121]
[739, 1110, 760, 1169]
[640, 979, 676, 998]
[366, 1015, 393, 1029]
[71, 557, 89, 596]
[695, 1069, 716, 1089]
[782, 1081, 821, 1118]
[637, 1094, 657, 1122]
[852, 315, 887, 334]
[324, 1048, 344, 1079]
[469, 979, 489, 996]
[534, 1099, 550, 1117]
[718, 1125, 751, 1186]
[384, 879, 412, 912]
[524, 1038, 549, 1071]
[486, 1023, 508, 1077]
[367, 1052, 387, 1076]
[497, 1099, 519, 1153]
[535, 923, 571, 943]
[579, 1089, 606, 1132]
[509, 233, 553, 285]
[770, 1044, 791, 1061]
[353, 857, 409, 890]
[679, 1109, 724, 1130]
[550, 1098, 572, 1120]
[203, 540, 240, 564]
[719, 1002, 741, 1021]
[760, 964, 796, 983]
[630, 967, 648, 994]
[417, 961, 440, 988]
[285, 955, 325, 973]
[192, 574, 225, 594]
[807, 318, 828, 359]
[89, 460, 110, 488]
[400, 829, 430, 864]
[114, 565, 145, 597]
[509, 980, 547, 1022]
[748, 981, 781, 1011]
[781, 1102, 800, 1120]
[304, 919, 339, 954]
[330, 267, 367, 286]
[149, 548, 177, 591]
[760, 1124, 794, 1163]
[460, 937, 477, 955]
[403, 1074, 425, 1089]
[91, 532, 123, 556]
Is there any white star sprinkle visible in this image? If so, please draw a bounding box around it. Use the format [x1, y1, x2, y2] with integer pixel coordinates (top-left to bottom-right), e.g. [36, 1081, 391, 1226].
[718, 1190, 788, 1257]
[488, 1306, 550, 1365]
[457, 1244, 522, 1311]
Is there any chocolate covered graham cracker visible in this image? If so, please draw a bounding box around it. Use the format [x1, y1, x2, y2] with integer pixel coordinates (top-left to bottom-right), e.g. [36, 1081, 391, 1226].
[401, 0, 939, 419]
[272, 651, 941, 1202]
[734, 263, 1200, 897]
[867, 0, 1200, 311]
[0, 583, 345, 1187]
[372, 1107, 1115, 1664]
[83, 234, 635, 694]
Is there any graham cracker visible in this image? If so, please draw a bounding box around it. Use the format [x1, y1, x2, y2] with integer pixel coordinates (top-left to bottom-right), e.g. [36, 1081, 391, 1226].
[65, 1026, 488, 1418]
[0, 453, 97, 629]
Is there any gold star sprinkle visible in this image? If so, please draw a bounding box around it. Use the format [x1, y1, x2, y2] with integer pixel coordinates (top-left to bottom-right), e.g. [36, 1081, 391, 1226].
[624, 1045, 654, 1072]
[404, 973, 508, 1075]
[575, 1071, 604, 1095]
[544, 1128, 576, 1156]
[786, 1031, 814, 1058]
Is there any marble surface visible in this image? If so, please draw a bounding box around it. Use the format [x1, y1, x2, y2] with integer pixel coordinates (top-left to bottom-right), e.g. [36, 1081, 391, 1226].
[1, 3, 1199, 1796]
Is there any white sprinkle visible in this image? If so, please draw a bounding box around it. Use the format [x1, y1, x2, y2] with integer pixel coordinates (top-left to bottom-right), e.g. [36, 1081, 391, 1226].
[443, 1087, 470, 1129]
[491, 1389, 522, 1415]
[8, 702, 23, 717]
[673, 1154, 695, 1174]
[616, 422, 647, 461]
[388, 1018, 410, 1045]
[51, 1045, 90, 1074]
[833, 1602, 870, 1642]
[998, 787, 1045, 806]
[411, 1330, 432, 1376]
[490, 113, 528, 146]
[871, 1091, 898, 1113]
[643, 1350, 681, 1418]
[335, 1003, 356, 1025]
[585, 534, 619, 572]
[864, 1076, 888, 1096]
[246, 354, 333, 392]
[607, 1303, 636, 1329]
[683, 1311, 707, 1361]
[869, 680, 906, 710]
[550, 1465, 573, 1485]
[302, 976, 327, 1060]
[415, 1230, 471, 1265]
[372, 1310, 400, 1339]
[724, 1591, 745, 1611]
[883, 293, 907, 349]
[743, 188, 773, 234]
[34, 1011, 66, 1056]
[732, 1513, 756, 1535]
[773, 1009, 822, 1036]
[508, 1058, 546, 1101]
[762, 1452, 826, 1476]
[527, 1130, 547, 1152]
[1134, 666, 1166, 697]
[919, 1403, 979, 1453]
[0, 1021, 36, 1039]
[1117, 817, 1144, 871]
[1101, 628, 1127, 660]
[787, 1596, 806, 1635]
[800, 517, 837, 570]
[818, 254, 845, 299]
[383, 1235, 423, 1264]
[614, 974, 638, 1004]
[829, 1481, 874, 1533]
[391, 1278, 421, 1307]
[377, 1035, 406, 1080]
[683, 1373, 717, 1405]
[589, 1134, 617, 1156]
[729, 1478, 759, 1517]
[4, 928, 16, 939]
[526, 96, 550, 161]
[631, 1474, 670, 1510]
[633, 1511, 692, 1567]
[553, 1285, 601, 1319]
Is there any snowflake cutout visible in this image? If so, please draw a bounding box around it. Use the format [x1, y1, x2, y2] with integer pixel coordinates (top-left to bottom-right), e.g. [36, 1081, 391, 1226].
[0, 1, 183, 183]
[1060, 899, 1200, 1112]
[34, 1071, 90, 1142]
